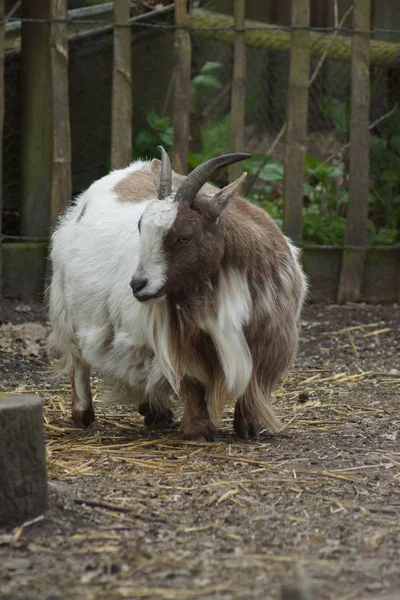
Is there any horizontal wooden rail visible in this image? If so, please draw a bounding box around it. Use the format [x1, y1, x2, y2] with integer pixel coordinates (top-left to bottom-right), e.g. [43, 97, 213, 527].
[191, 8, 400, 67]
[6, 6, 400, 68]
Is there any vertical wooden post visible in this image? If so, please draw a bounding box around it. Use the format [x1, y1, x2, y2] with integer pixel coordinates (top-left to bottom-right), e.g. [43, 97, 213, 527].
[283, 0, 310, 245]
[21, 0, 53, 238]
[111, 0, 132, 170]
[172, 0, 191, 175]
[0, 0, 5, 297]
[50, 0, 71, 227]
[337, 0, 371, 303]
[21, 0, 71, 238]
[229, 0, 246, 183]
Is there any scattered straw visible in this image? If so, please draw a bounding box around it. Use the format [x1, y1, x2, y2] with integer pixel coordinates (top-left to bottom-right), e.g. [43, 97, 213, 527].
[363, 328, 392, 338]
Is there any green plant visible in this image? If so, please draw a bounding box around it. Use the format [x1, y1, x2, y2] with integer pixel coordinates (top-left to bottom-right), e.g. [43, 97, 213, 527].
[243, 154, 350, 245]
[369, 107, 400, 241]
[321, 96, 350, 137]
[190, 62, 223, 117]
[321, 92, 400, 245]
[133, 61, 224, 161]
[133, 107, 173, 160]
[188, 112, 231, 169]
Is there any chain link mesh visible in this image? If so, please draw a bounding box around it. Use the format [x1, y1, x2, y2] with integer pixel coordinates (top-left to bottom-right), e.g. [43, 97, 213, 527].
[2, 2, 400, 242]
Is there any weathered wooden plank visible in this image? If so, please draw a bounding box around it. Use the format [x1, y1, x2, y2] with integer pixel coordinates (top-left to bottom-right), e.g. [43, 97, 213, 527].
[171, 0, 191, 175]
[0, 394, 47, 526]
[20, 0, 53, 238]
[0, 0, 4, 297]
[283, 0, 310, 245]
[5, 4, 176, 52]
[111, 0, 132, 170]
[20, 0, 70, 239]
[337, 0, 371, 303]
[50, 0, 71, 226]
[229, 0, 246, 183]
[2, 242, 48, 300]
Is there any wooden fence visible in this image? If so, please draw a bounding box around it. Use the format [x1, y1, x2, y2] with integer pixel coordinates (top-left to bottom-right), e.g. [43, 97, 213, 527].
[1, 0, 400, 303]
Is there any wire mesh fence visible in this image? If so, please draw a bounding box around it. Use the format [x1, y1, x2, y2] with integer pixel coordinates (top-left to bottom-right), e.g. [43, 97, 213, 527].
[3, 51, 21, 237]
[2, 0, 400, 251]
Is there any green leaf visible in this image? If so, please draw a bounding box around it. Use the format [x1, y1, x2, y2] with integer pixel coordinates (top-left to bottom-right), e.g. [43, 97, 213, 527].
[146, 107, 159, 130]
[242, 154, 268, 175]
[146, 107, 170, 131]
[160, 127, 173, 147]
[200, 61, 223, 74]
[191, 74, 223, 90]
[321, 96, 349, 136]
[258, 160, 284, 182]
[373, 227, 399, 245]
[389, 134, 400, 155]
[382, 169, 399, 187]
[135, 130, 153, 152]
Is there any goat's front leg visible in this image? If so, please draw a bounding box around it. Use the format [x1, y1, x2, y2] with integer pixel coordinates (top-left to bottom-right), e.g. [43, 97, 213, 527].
[180, 379, 217, 442]
[70, 358, 94, 427]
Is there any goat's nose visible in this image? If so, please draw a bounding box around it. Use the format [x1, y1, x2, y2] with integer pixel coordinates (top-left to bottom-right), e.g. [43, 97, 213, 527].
[130, 277, 148, 294]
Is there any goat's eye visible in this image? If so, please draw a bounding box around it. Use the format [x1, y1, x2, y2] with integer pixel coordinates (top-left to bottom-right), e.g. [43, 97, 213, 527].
[177, 236, 190, 244]
[138, 216, 142, 233]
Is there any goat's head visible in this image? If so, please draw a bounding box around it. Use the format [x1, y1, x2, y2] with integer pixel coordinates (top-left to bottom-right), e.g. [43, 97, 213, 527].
[130, 146, 250, 302]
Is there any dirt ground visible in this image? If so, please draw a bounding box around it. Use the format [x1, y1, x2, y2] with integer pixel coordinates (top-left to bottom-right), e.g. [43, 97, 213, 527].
[0, 299, 399, 600]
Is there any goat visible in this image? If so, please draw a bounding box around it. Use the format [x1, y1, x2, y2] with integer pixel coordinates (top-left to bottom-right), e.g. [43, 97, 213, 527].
[48, 147, 307, 441]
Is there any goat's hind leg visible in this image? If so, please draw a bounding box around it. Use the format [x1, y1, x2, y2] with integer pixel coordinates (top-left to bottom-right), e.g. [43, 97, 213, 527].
[71, 357, 94, 427]
[139, 375, 174, 429]
[138, 397, 174, 429]
[234, 396, 260, 441]
[234, 377, 281, 441]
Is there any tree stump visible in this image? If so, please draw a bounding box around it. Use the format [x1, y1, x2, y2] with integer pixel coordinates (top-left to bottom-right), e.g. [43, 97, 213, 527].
[0, 394, 48, 526]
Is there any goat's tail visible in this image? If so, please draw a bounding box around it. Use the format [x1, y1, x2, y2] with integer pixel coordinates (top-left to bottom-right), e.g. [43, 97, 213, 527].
[46, 277, 79, 375]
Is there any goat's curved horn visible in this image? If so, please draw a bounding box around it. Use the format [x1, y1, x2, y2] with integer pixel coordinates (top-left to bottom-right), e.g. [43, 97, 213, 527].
[174, 153, 251, 207]
[157, 145, 172, 199]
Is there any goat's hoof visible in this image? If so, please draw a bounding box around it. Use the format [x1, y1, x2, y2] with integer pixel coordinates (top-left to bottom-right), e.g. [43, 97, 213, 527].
[138, 401, 174, 429]
[72, 405, 95, 428]
[181, 422, 218, 442]
[233, 406, 259, 441]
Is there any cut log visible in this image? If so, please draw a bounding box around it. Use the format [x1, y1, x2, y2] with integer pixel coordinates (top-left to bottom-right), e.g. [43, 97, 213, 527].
[0, 394, 47, 526]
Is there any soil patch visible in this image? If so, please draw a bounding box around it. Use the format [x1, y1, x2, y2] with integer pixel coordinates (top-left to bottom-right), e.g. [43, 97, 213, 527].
[0, 299, 399, 600]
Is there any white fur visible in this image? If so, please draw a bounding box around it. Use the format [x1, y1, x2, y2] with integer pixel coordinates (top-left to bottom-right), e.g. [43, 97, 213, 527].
[134, 200, 178, 299]
[202, 268, 253, 397]
[49, 159, 307, 419]
[50, 161, 184, 402]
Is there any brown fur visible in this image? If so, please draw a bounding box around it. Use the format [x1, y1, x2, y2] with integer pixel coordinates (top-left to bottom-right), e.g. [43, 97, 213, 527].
[111, 164, 303, 439]
[153, 187, 304, 438]
[180, 378, 217, 441]
[70, 361, 94, 428]
[114, 167, 218, 204]
[114, 171, 156, 202]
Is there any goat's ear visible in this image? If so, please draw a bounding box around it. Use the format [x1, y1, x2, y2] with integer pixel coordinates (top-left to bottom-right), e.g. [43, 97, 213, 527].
[150, 158, 161, 192]
[210, 172, 247, 218]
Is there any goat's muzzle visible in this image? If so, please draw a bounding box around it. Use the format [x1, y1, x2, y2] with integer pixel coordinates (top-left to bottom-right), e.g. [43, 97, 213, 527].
[130, 277, 165, 302]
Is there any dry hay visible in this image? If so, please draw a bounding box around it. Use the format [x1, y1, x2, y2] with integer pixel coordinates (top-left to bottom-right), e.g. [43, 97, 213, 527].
[1, 305, 399, 600]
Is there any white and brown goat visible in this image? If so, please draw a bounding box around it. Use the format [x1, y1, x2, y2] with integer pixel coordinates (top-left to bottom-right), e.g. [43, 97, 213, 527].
[48, 148, 307, 441]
